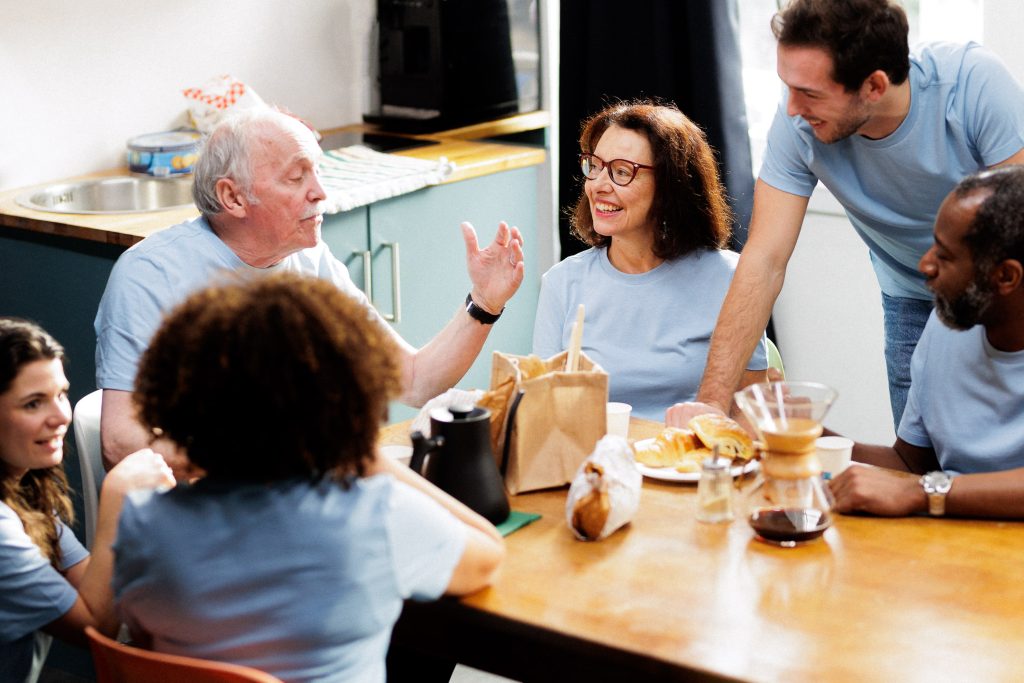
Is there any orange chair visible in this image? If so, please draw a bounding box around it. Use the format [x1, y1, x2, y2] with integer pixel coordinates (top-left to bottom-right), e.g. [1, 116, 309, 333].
[85, 627, 283, 683]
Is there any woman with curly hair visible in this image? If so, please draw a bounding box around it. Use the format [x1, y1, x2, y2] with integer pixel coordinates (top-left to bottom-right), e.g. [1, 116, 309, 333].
[112, 273, 504, 682]
[0, 318, 173, 683]
[533, 100, 769, 420]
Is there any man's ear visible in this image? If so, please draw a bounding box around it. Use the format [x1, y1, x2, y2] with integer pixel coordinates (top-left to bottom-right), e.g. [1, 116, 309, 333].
[216, 178, 248, 218]
[861, 70, 890, 102]
[991, 258, 1023, 295]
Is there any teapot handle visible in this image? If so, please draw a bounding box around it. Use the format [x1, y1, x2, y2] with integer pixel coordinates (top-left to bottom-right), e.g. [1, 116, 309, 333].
[409, 431, 444, 475]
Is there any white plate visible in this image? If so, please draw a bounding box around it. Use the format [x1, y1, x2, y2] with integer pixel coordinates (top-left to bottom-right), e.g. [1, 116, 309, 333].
[633, 438, 759, 483]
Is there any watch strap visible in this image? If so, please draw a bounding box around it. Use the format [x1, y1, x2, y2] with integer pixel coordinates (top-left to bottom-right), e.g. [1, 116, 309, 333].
[465, 293, 502, 325]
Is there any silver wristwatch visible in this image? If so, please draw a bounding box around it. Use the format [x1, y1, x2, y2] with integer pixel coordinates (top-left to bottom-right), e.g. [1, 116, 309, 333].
[920, 471, 953, 516]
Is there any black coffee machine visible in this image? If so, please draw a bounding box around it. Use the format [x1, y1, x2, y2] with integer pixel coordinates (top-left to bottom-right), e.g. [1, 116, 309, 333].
[367, 0, 540, 133]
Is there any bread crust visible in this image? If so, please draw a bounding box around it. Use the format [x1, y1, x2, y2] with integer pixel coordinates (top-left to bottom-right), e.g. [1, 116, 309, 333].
[688, 414, 754, 461]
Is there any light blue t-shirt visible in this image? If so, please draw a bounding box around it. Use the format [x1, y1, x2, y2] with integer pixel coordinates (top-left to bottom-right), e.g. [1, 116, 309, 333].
[0, 503, 89, 683]
[533, 247, 768, 420]
[898, 312, 1024, 475]
[761, 42, 1024, 300]
[112, 475, 465, 683]
[95, 217, 368, 391]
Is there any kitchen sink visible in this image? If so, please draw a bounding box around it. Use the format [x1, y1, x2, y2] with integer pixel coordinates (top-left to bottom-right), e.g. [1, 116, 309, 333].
[16, 176, 194, 214]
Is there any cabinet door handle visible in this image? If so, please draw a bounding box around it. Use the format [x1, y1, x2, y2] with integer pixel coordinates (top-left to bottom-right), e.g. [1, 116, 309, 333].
[351, 250, 373, 298]
[380, 241, 401, 323]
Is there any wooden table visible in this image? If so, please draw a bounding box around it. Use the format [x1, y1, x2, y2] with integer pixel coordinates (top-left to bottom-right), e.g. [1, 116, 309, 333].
[383, 418, 1024, 682]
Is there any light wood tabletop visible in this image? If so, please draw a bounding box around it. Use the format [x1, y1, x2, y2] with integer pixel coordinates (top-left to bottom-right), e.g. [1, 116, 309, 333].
[384, 418, 1024, 682]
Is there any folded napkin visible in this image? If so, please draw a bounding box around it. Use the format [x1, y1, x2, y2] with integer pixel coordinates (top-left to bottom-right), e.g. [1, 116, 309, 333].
[319, 145, 455, 214]
[496, 510, 541, 537]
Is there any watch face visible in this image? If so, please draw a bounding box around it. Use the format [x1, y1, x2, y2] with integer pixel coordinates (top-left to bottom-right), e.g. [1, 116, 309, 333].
[923, 471, 953, 493]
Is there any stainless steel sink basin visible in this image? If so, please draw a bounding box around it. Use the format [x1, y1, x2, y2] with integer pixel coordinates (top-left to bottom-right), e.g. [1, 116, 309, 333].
[16, 176, 194, 214]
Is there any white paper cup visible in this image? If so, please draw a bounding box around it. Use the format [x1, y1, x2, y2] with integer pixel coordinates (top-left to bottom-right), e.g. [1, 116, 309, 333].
[606, 402, 632, 439]
[816, 436, 853, 480]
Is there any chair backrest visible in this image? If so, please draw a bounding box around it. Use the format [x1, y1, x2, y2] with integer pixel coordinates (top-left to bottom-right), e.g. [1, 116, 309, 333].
[72, 389, 104, 548]
[766, 337, 786, 379]
[86, 627, 283, 683]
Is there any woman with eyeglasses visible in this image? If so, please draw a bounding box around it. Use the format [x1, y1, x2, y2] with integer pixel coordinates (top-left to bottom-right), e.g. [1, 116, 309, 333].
[0, 317, 173, 683]
[532, 101, 769, 421]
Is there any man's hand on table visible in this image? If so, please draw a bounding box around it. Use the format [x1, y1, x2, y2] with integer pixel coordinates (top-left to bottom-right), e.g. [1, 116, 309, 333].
[829, 464, 926, 517]
[665, 401, 726, 428]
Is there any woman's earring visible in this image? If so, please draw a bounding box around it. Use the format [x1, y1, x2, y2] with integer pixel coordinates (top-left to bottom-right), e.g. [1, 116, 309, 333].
[661, 220, 669, 237]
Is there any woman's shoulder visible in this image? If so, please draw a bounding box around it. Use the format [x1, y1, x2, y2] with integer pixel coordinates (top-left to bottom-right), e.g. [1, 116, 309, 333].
[542, 247, 602, 280]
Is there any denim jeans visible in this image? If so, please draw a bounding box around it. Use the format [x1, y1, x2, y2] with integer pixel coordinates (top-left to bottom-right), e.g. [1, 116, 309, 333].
[881, 292, 934, 430]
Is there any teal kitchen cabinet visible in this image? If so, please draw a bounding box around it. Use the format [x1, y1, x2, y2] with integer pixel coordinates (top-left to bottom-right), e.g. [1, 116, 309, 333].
[321, 167, 540, 420]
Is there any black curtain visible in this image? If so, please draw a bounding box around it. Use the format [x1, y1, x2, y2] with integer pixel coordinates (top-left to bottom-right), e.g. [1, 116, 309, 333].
[558, 0, 755, 259]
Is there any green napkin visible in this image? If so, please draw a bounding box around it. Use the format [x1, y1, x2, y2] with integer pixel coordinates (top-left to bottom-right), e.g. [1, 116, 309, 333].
[496, 511, 541, 537]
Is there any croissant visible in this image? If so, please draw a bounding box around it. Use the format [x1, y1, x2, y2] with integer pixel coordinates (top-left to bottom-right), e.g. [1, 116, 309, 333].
[634, 427, 709, 472]
[688, 414, 755, 461]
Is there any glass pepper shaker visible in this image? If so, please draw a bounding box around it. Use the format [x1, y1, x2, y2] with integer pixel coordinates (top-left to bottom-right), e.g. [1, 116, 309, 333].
[696, 446, 734, 524]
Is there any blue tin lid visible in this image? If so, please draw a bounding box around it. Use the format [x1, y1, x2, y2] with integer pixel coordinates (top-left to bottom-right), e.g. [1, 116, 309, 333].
[127, 130, 201, 153]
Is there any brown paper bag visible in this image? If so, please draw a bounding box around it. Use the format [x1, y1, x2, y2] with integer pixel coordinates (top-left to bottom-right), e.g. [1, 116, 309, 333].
[489, 350, 609, 495]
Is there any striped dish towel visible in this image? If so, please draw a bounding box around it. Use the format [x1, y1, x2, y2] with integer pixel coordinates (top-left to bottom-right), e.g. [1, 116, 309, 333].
[319, 145, 455, 213]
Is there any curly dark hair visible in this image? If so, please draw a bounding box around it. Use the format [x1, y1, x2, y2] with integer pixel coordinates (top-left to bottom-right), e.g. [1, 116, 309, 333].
[954, 165, 1024, 276]
[133, 273, 403, 484]
[570, 100, 732, 260]
[772, 0, 910, 92]
[0, 317, 73, 568]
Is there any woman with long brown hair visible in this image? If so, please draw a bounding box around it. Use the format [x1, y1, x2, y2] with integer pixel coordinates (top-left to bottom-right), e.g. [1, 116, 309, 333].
[0, 317, 173, 683]
[533, 100, 770, 420]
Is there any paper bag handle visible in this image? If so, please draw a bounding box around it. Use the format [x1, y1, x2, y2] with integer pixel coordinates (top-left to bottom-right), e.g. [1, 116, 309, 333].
[499, 390, 527, 477]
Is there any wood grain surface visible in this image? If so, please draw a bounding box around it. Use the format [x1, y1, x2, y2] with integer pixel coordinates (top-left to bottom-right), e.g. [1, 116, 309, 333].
[385, 417, 1024, 682]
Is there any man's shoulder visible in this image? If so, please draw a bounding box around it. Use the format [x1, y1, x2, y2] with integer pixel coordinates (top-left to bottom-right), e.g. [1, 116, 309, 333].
[912, 41, 1001, 81]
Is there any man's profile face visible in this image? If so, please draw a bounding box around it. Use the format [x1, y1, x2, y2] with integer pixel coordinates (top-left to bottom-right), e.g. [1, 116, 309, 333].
[244, 117, 326, 263]
[920, 191, 994, 330]
[777, 44, 871, 144]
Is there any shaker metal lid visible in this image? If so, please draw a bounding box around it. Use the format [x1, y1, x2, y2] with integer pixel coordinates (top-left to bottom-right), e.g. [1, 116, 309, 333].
[127, 130, 201, 152]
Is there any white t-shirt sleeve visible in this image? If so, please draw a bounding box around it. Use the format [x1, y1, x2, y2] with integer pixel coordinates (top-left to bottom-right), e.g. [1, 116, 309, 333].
[385, 481, 467, 601]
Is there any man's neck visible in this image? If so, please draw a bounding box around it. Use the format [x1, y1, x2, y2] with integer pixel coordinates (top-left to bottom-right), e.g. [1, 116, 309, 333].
[208, 217, 285, 268]
[859, 80, 912, 141]
[983, 303, 1024, 352]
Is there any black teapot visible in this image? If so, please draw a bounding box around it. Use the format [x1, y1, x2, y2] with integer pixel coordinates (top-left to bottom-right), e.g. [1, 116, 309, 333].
[409, 404, 510, 525]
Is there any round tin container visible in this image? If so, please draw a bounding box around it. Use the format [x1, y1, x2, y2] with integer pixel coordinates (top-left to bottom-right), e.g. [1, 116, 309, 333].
[127, 130, 201, 177]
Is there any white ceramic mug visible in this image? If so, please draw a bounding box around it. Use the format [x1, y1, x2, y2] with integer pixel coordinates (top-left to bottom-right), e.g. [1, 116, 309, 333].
[816, 436, 853, 480]
[606, 402, 632, 439]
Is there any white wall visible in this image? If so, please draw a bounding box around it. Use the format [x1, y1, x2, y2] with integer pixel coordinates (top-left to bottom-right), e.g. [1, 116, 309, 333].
[0, 0, 376, 191]
[773, 0, 1024, 445]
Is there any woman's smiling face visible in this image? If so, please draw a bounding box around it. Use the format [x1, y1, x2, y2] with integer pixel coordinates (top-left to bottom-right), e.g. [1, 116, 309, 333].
[0, 358, 71, 481]
[585, 125, 657, 243]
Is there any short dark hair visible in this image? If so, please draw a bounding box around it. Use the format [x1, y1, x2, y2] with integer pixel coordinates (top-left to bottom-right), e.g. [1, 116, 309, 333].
[134, 273, 403, 483]
[772, 0, 910, 91]
[570, 100, 732, 259]
[954, 165, 1024, 276]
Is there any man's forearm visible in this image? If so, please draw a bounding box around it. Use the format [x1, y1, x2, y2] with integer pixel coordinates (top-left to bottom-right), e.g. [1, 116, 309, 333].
[697, 261, 783, 411]
[399, 304, 494, 407]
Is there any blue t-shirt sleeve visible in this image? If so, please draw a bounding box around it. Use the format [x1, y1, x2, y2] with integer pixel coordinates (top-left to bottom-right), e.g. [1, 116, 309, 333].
[0, 506, 81, 641]
[56, 521, 88, 571]
[759, 99, 819, 198]
[95, 253, 171, 391]
[959, 45, 1024, 166]
[532, 268, 568, 359]
[897, 315, 936, 448]
[385, 481, 466, 601]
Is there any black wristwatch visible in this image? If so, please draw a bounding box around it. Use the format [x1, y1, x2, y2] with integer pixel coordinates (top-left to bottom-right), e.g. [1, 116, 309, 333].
[465, 293, 503, 325]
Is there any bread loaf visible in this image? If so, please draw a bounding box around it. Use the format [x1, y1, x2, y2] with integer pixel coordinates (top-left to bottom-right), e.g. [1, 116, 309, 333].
[570, 462, 611, 539]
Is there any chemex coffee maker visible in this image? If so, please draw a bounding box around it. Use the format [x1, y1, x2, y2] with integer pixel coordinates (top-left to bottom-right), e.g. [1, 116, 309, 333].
[367, 0, 541, 133]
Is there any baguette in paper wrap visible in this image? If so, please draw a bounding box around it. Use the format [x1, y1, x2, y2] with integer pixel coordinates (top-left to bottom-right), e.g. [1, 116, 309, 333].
[566, 435, 641, 541]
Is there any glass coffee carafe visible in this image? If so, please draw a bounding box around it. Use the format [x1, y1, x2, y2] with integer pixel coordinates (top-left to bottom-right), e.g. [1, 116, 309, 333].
[733, 381, 838, 547]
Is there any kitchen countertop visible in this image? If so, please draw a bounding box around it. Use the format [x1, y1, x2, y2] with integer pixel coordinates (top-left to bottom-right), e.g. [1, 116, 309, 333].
[0, 113, 549, 248]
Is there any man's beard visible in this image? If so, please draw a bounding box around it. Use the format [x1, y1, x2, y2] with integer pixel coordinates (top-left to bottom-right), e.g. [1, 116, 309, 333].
[813, 100, 871, 144]
[934, 277, 994, 330]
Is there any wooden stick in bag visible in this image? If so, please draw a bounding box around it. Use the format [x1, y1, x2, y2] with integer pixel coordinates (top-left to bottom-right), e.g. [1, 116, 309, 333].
[566, 304, 585, 372]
